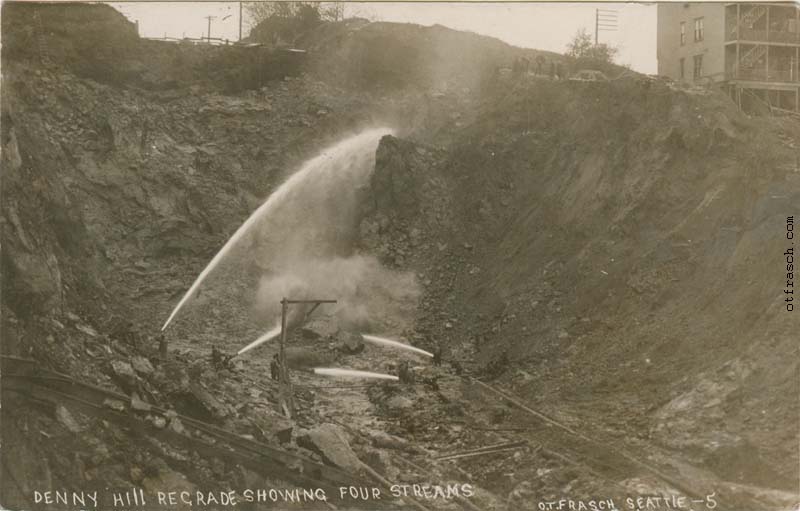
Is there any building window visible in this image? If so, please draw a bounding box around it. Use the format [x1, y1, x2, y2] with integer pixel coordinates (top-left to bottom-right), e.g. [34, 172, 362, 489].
[694, 17, 704, 41]
[693, 54, 703, 79]
[680, 22, 686, 45]
[680, 58, 685, 79]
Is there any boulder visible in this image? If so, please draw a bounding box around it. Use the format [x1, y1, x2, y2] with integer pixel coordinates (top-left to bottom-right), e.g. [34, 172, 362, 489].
[131, 356, 155, 376]
[251, 414, 294, 445]
[333, 331, 364, 355]
[366, 430, 417, 453]
[296, 424, 363, 474]
[300, 318, 338, 340]
[130, 393, 152, 412]
[169, 418, 186, 435]
[188, 383, 228, 422]
[103, 398, 126, 412]
[55, 405, 82, 433]
[110, 360, 137, 388]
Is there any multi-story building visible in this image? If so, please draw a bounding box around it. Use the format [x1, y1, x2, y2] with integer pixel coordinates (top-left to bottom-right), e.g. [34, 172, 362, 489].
[657, 3, 800, 112]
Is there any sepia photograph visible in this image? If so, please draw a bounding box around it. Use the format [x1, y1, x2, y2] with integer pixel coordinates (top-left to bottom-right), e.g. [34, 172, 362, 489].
[0, 1, 798, 510]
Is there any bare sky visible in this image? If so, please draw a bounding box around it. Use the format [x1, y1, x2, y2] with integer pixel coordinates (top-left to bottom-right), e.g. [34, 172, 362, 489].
[111, 2, 657, 73]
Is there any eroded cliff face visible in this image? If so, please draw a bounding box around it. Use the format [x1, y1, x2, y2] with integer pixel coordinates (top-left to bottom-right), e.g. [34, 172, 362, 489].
[2, 3, 799, 509]
[1, 6, 406, 503]
[1, 65, 370, 339]
[363, 83, 799, 490]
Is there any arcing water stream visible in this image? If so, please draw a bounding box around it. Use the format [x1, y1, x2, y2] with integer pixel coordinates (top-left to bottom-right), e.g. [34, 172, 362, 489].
[161, 128, 393, 331]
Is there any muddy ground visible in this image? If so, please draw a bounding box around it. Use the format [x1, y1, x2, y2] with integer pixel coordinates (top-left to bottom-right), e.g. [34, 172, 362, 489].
[2, 4, 798, 511]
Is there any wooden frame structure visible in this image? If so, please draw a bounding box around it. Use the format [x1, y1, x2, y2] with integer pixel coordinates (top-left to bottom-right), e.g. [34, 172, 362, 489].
[278, 298, 337, 417]
[724, 3, 800, 112]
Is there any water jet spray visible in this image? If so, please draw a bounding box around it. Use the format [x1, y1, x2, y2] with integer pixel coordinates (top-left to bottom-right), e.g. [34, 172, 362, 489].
[362, 334, 433, 358]
[237, 324, 281, 356]
[314, 368, 399, 381]
[160, 128, 393, 331]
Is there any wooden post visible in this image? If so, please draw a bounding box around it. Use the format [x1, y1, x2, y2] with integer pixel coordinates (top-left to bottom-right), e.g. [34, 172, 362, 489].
[279, 297, 292, 417]
[239, 2, 243, 41]
[737, 3, 740, 38]
[765, 7, 770, 81]
[735, 5, 741, 81]
[766, 5, 770, 41]
[276, 298, 337, 418]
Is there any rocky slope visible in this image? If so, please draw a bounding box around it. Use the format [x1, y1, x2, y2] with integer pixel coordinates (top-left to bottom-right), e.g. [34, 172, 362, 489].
[2, 3, 798, 510]
[362, 78, 800, 495]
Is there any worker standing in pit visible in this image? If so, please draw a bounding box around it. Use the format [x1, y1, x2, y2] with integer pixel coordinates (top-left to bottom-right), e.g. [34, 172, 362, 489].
[270, 354, 280, 381]
[398, 360, 415, 384]
[156, 332, 167, 360]
[211, 345, 222, 370]
[433, 344, 443, 367]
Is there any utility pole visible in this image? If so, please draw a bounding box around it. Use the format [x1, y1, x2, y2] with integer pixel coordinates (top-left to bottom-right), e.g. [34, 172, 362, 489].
[595, 8, 618, 45]
[239, 1, 243, 41]
[204, 15, 216, 42]
[278, 298, 337, 418]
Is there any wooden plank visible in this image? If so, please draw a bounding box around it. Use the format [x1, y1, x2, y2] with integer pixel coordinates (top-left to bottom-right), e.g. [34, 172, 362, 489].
[437, 440, 529, 460]
[437, 445, 533, 462]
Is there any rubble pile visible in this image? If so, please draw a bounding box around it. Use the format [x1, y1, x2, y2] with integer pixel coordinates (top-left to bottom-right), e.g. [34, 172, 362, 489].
[358, 75, 800, 503]
[2, 3, 799, 510]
